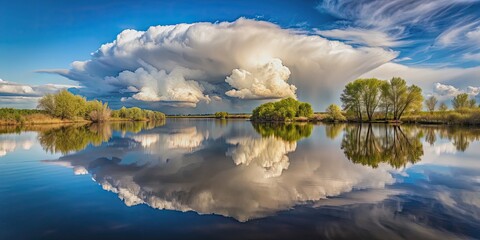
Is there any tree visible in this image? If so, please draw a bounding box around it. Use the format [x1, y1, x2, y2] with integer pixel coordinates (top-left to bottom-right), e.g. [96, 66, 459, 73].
[360, 78, 384, 121]
[341, 81, 363, 121]
[215, 112, 228, 119]
[127, 107, 144, 120]
[251, 98, 312, 122]
[50, 90, 87, 119]
[341, 78, 384, 121]
[382, 77, 423, 120]
[119, 106, 128, 118]
[379, 81, 392, 120]
[425, 96, 438, 113]
[88, 102, 111, 122]
[326, 104, 346, 122]
[452, 93, 474, 110]
[469, 98, 477, 108]
[37, 93, 56, 115]
[298, 102, 313, 117]
[439, 102, 448, 112]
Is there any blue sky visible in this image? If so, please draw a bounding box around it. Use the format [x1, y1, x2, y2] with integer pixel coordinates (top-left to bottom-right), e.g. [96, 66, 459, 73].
[1, 0, 480, 112]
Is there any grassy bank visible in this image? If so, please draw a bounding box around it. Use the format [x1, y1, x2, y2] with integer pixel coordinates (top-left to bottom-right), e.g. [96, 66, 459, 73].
[402, 109, 480, 125]
[0, 108, 165, 126]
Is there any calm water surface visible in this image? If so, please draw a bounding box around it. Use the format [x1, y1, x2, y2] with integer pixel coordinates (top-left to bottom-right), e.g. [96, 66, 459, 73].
[0, 119, 479, 239]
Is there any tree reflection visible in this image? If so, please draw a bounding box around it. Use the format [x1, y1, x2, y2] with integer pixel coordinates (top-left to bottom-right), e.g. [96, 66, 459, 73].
[38, 120, 165, 154]
[252, 122, 313, 142]
[341, 124, 423, 168]
[325, 124, 345, 140]
[423, 126, 480, 152]
[38, 124, 111, 154]
[424, 128, 436, 146]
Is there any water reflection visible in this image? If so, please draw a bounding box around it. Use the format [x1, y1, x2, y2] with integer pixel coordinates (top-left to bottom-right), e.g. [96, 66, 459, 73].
[2, 120, 480, 239]
[38, 121, 165, 154]
[325, 123, 345, 140]
[0, 134, 33, 157]
[43, 121, 398, 221]
[433, 127, 480, 151]
[227, 123, 311, 178]
[252, 122, 312, 141]
[341, 124, 423, 168]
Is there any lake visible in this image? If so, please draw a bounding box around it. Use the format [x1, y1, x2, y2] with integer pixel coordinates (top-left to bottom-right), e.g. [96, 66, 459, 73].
[1, 119, 479, 239]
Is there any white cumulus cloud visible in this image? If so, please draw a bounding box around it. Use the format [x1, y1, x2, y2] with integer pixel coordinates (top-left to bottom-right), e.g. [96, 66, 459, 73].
[106, 66, 210, 107]
[42, 18, 396, 111]
[225, 58, 296, 99]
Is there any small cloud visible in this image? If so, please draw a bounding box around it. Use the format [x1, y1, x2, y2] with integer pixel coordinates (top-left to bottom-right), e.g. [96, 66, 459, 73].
[463, 52, 480, 61]
[434, 83, 462, 97]
[394, 57, 412, 62]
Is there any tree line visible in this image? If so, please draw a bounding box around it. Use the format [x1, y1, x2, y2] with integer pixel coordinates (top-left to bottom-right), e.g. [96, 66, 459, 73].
[339, 77, 423, 122]
[37, 90, 165, 122]
[322, 77, 480, 123]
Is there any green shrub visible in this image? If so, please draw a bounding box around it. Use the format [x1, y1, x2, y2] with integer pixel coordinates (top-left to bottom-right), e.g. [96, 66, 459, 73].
[215, 112, 228, 119]
[251, 98, 313, 122]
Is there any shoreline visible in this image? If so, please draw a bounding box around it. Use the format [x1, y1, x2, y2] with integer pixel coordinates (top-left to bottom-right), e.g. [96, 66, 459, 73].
[0, 118, 161, 126]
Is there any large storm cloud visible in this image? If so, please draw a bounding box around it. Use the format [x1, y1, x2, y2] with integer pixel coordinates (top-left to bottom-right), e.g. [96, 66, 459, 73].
[44, 18, 396, 112]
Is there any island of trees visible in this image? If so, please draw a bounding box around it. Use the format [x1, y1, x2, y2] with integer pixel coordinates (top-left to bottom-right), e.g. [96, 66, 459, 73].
[0, 90, 165, 125]
[251, 97, 313, 122]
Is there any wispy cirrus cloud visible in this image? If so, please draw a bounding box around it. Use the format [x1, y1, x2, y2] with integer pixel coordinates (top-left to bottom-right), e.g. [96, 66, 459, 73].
[316, 27, 408, 47]
[463, 52, 480, 61]
[436, 20, 480, 47]
[316, 0, 480, 64]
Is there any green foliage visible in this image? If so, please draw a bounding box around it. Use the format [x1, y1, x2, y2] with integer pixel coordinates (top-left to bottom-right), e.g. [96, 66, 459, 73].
[111, 107, 165, 121]
[251, 98, 313, 122]
[403, 107, 480, 125]
[37, 94, 55, 115]
[0, 108, 45, 122]
[341, 80, 363, 120]
[37, 90, 112, 120]
[44, 90, 88, 119]
[252, 122, 313, 142]
[340, 78, 385, 121]
[325, 104, 346, 122]
[341, 77, 423, 121]
[383, 77, 423, 120]
[452, 93, 476, 110]
[215, 112, 228, 119]
[298, 103, 313, 117]
[35, 91, 165, 123]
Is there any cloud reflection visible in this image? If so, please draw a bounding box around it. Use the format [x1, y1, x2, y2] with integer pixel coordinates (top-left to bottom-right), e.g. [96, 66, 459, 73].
[44, 122, 397, 221]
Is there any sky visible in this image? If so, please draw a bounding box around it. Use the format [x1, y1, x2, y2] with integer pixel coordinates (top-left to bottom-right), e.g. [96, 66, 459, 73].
[1, 0, 480, 113]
